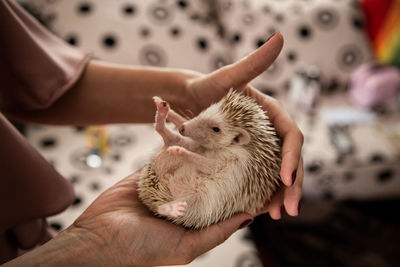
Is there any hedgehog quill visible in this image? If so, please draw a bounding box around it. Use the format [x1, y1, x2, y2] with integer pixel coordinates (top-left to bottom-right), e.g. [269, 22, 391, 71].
[138, 90, 282, 229]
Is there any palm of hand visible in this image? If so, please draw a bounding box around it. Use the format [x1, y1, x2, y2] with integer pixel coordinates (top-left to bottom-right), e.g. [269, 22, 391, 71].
[70, 171, 249, 267]
[72, 172, 190, 266]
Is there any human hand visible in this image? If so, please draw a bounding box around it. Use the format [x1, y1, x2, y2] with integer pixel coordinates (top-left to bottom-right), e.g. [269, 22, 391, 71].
[184, 32, 304, 219]
[51, 170, 253, 267]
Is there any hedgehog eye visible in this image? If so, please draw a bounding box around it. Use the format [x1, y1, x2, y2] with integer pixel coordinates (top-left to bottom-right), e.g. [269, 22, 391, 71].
[212, 127, 220, 133]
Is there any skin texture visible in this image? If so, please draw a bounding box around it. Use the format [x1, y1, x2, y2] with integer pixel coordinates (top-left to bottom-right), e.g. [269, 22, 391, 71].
[4, 32, 304, 266]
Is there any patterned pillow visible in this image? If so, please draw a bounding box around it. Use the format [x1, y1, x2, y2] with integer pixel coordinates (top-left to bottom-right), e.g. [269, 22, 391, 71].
[25, 0, 229, 74]
[217, 0, 374, 97]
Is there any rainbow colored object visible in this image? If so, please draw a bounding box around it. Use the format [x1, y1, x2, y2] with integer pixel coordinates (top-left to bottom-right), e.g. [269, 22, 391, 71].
[362, 0, 400, 67]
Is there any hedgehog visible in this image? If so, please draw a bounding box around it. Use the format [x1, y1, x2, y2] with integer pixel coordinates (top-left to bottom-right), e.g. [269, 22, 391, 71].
[138, 89, 282, 229]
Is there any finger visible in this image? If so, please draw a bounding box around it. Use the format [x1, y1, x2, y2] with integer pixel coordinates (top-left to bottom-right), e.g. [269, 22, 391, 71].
[267, 189, 285, 220]
[207, 32, 284, 91]
[280, 127, 304, 186]
[188, 213, 253, 258]
[268, 110, 303, 187]
[246, 89, 303, 187]
[262, 97, 302, 186]
[283, 157, 304, 216]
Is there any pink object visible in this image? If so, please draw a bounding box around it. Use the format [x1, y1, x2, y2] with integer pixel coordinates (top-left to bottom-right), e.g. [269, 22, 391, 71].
[349, 63, 400, 108]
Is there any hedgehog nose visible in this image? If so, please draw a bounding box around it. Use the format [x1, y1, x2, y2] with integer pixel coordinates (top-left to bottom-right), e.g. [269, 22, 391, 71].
[179, 125, 185, 135]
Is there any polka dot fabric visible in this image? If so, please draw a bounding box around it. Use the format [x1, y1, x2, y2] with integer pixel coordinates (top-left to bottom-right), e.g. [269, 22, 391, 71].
[217, 0, 374, 96]
[26, 0, 228, 73]
[295, 97, 400, 201]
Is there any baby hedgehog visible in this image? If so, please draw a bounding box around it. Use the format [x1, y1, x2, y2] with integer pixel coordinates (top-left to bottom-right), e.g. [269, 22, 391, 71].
[138, 89, 282, 229]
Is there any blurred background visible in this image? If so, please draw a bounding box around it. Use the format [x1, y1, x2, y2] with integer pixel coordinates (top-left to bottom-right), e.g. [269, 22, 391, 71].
[15, 0, 400, 266]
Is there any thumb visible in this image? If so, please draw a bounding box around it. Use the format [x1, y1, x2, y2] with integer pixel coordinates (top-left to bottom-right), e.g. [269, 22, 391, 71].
[190, 213, 253, 258]
[207, 32, 284, 91]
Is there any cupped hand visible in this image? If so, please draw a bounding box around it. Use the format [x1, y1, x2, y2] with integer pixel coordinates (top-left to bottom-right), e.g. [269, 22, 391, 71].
[66, 170, 253, 267]
[185, 32, 304, 219]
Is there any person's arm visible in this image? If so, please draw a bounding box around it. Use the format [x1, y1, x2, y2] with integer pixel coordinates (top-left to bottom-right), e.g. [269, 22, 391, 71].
[5, 31, 282, 127]
[2, 227, 102, 267]
[5, 61, 198, 125]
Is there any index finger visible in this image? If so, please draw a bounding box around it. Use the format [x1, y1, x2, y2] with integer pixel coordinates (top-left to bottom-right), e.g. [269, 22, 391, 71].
[207, 32, 284, 91]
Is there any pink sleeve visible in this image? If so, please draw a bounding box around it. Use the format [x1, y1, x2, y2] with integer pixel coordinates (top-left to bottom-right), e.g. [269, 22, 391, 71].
[0, 0, 91, 111]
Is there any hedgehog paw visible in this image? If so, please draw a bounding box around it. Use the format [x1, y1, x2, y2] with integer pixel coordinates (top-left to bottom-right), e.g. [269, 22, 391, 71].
[152, 96, 166, 106]
[157, 201, 187, 218]
[167, 146, 186, 156]
[154, 97, 169, 115]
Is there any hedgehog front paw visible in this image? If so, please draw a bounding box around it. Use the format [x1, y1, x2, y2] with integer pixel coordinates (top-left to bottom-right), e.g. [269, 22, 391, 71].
[167, 146, 186, 156]
[152, 96, 164, 105]
[153, 97, 170, 115]
[157, 201, 187, 218]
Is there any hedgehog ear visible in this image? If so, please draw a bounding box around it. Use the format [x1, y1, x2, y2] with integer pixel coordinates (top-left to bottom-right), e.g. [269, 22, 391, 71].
[233, 127, 250, 145]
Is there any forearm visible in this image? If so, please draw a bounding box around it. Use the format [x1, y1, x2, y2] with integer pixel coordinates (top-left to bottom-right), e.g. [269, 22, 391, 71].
[6, 60, 199, 125]
[2, 228, 107, 267]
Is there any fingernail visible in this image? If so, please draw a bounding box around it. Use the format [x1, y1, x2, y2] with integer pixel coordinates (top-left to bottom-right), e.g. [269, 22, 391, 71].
[239, 219, 253, 229]
[291, 169, 297, 185]
[265, 32, 277, 43]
